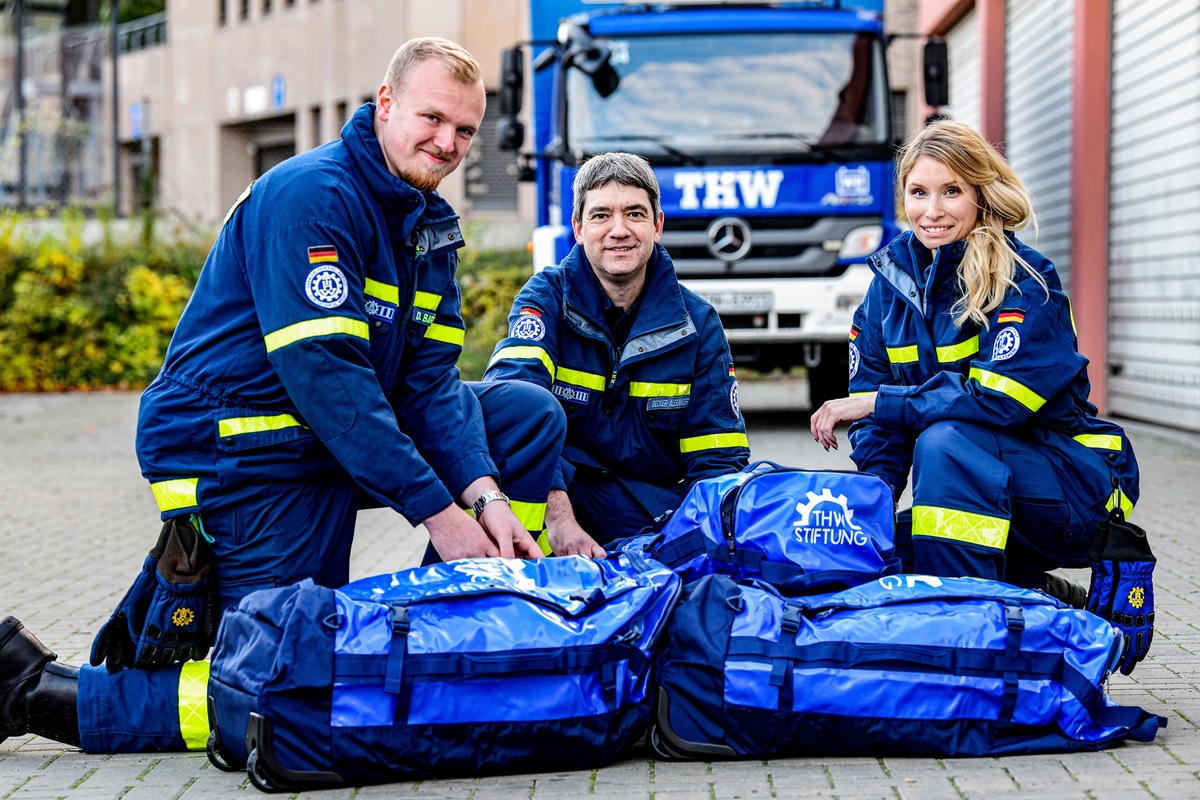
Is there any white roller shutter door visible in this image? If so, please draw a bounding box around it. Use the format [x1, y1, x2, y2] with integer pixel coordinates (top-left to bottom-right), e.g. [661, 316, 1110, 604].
[1107, 0, 1200, 430]
[943, 8, 981, 130]
[1004, 0, 1074, 290]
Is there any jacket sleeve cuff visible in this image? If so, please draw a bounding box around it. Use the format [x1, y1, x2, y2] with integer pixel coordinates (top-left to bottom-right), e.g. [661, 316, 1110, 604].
[400, 481, 457, 525]
[440, 452, 500, 502]
[873, 385, 916, 431]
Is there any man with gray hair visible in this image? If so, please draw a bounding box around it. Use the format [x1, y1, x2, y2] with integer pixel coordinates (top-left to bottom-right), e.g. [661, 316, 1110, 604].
[486, 152, 750, 555]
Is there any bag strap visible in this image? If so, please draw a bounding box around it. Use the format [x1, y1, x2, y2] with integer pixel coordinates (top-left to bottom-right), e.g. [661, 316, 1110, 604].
[998, 603, 1026, 723]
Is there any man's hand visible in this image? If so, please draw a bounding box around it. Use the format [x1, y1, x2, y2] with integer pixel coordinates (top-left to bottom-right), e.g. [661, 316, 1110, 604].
[809, 392, 877, 451]
[424, 504, 500, 561]
[477, 499, 543, 560]
[546, 489, 607, 558]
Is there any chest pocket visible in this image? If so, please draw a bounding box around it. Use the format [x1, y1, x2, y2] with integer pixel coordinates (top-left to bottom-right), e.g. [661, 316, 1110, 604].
[364, 278, 400, 336]
[633, 381, 691, 432]
[404, 221, 466, 349]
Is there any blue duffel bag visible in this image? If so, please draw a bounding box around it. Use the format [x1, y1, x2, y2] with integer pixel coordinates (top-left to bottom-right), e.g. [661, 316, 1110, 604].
[652, 573, 1166, 759]
[206, 553, 681, 791]
[614, 461, 900, 593]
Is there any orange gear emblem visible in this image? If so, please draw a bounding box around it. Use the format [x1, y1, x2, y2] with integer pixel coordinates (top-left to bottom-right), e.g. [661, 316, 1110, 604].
[1128, 586, 1145, 610]
[172, 607, 195, 627]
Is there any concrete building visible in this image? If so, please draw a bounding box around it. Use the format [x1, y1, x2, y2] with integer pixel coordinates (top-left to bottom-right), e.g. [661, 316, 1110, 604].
[916, 0, 1200, 430]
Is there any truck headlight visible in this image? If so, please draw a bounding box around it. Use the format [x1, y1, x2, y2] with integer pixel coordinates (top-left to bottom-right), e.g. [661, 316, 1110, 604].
[839, 225, 883, 260]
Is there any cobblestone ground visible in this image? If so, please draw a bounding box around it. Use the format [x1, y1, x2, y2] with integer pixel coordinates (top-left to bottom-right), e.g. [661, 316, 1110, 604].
[2, 390, 1199, 799]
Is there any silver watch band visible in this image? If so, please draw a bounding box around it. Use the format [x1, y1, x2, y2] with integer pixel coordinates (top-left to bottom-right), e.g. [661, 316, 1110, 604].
[471, 490, 510, 517]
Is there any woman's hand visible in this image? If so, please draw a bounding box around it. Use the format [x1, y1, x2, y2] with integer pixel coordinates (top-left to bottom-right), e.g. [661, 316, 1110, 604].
[809, 392, 878, 451]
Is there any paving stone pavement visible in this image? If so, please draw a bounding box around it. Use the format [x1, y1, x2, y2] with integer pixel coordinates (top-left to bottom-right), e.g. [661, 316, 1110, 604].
[2, 389, 1200, 799]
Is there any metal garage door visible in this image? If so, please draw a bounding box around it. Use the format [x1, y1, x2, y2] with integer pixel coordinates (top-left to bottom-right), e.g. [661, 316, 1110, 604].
[943, 8, 981, 130]
[1107, 0, 1200, 430]
[1003, 0, 1075, 289]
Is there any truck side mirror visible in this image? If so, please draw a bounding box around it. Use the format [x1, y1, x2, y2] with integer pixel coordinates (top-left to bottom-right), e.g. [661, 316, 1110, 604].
[923, 40, 949, 107]
[497, 47, 526, 151]
[499, 47, 524, 116]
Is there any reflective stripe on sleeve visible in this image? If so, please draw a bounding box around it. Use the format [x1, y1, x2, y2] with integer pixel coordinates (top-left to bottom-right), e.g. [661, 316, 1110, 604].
[217, 413, 304, 438]
[177, 661, 211, 751]
[151, 478, 199, 513]
[557, 366, 606, 391]
[489, 345, 556, 380]
[936, 336, 980, 363]
[679, 432, 750, 453]
[364, 278, 399, 305]
[630, 381, 692, 398]
[968, 367, 1046, 412]
[264, 317, 370, 353]
[1073, 433, 1122, 451]
[886, 345, 919, 364]
[912, 505, 1009, 551]
[413, 291, 441, 310]
[424, 323, 465, 347]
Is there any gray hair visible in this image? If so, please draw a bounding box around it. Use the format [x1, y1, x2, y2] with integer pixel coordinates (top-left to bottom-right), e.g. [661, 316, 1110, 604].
[572, 152, 661, 223]
[383, 37, 482, 93]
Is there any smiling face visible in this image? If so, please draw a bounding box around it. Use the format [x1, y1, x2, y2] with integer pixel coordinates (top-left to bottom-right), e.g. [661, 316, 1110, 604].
[572, 181, 664, 294]
[374, 58, 485, 191]
[903, 155, 981, 250]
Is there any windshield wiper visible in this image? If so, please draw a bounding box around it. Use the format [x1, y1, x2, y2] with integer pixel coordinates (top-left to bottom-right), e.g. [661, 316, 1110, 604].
[574, 135, 704, 167]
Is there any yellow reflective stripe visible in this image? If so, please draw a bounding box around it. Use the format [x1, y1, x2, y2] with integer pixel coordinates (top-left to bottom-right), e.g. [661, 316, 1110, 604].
[1107, 487, 1135, 517]
[151, 478, 199, 512]
[177, 661, 211, 751]
[630, 381, 692, 398]
[364, 278, 399, 305]
[936, 335, 980, 363]
[557, 366, 607, 391]
[264, 317, 370, 353]
[414, 291, 440, 310]
[509, 500, 546, 533]
[1073, 433, 1122, 451]
[968, 367, 1046, 412]
[217, 414, 303, 438]
[849, 391, 875, 397]
[424, 323, 465, 346]
[490, 345, 556, 380]
[886, 345, 919, 364]
[680, 432, 750, 453]
[222, 182, 253, 225]
[912, 505, 1010, 550]
[536, 530, 553, 556]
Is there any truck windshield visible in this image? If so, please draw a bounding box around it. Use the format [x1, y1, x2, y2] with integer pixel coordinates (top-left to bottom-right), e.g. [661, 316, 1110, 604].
[565, 31, 889, 162]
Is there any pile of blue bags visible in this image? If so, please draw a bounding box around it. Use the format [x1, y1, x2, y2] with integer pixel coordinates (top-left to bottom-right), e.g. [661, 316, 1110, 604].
[206, 462, 1165, 791]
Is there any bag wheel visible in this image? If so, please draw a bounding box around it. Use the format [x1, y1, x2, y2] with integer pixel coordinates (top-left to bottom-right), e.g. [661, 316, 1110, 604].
[206, 729, 240, 772]
[246, 748, 278, 793]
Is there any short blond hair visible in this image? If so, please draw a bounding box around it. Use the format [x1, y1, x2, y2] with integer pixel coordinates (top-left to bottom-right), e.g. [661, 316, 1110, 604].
[383, 37, 482, 92]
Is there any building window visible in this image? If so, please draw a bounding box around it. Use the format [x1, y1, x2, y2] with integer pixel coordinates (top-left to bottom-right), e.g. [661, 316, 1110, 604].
[311, 105, 322, 148]
[464, 93, 520, 211]
[219, 0, 228, 25]
[240, 0, 249, 20]
[263, 0, 272, 13]
[336, 101, 349, 130]
[890, 89, 908, 142]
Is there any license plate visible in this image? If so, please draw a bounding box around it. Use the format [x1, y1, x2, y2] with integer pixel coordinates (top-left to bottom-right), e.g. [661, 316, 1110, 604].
[700, 290, 774, 314]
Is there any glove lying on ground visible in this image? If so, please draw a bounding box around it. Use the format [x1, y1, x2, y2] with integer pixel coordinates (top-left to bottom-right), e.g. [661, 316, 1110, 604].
[90, 517, 217, 672]
[1087, 508, 1155, 675]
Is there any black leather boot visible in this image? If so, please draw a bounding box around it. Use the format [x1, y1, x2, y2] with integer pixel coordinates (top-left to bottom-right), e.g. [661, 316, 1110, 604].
[0, 616, 81, 748]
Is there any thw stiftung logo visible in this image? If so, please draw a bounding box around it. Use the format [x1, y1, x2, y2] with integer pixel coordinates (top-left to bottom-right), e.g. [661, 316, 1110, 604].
[793, 489, 869, 546]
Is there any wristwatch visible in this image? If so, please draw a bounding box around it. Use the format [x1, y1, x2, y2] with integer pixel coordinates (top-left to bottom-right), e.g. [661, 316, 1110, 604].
[471, 490, 510, 517]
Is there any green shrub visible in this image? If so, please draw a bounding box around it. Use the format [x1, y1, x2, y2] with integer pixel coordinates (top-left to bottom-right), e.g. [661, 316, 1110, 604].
[0, 210, 531, 391]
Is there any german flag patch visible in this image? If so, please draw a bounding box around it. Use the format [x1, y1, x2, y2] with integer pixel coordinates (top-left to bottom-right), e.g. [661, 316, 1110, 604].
[850, 324, 861, 341]
[308, 245, 339, 264]
[997, 308, 1025, 324]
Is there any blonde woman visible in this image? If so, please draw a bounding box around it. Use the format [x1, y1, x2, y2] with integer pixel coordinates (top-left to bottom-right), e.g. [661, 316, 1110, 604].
[811, 119, 1152, 674]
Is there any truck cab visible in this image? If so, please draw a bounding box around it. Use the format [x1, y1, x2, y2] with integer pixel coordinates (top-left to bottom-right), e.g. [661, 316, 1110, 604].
[499, 0, 900, 408]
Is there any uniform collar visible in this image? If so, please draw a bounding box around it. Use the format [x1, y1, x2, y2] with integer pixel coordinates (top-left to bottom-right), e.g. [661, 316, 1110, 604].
[563, 243, 687, 335]
[342, 103, 451, 237]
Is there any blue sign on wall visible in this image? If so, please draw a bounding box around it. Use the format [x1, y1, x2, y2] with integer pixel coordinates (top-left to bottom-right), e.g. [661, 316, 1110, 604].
[272, 75, 286, 110]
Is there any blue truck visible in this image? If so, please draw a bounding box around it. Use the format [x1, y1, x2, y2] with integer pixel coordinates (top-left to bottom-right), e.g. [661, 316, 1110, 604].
[496, 0, 906, 407]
